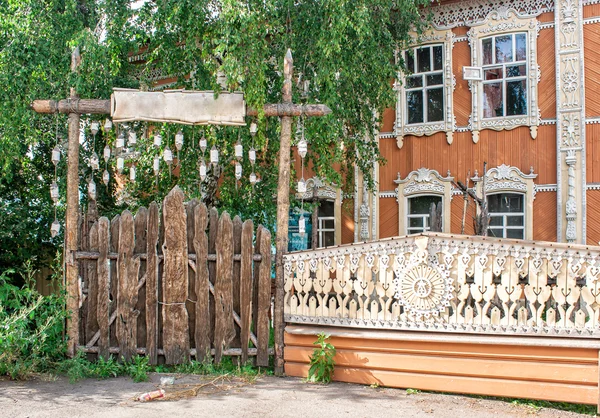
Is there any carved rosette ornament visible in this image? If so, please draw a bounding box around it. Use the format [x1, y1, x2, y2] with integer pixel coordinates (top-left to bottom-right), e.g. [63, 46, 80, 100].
[395, 29, 455, 149]
[393, 238, 454, 321]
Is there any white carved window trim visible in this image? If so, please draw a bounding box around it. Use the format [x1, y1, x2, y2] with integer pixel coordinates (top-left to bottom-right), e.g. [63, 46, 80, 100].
[406, 194, 444, 235]
[394, 168, 454, 236]
[395, 29, 455, 149]
[296, 177, 342, 246]
[479, 164, 537, 240]
[466, 8, 540, 143]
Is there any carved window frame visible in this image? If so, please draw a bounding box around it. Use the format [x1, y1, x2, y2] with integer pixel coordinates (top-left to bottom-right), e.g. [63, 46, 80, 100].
[479, 164, 537, 240]
[467, 8, 540, 143]
[395, 28, 455, 149]
[295, 177, 342, 246]
[394, 168, 454, 236]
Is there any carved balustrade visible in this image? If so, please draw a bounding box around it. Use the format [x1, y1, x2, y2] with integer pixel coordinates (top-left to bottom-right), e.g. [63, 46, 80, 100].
[283, 233, 600, 336]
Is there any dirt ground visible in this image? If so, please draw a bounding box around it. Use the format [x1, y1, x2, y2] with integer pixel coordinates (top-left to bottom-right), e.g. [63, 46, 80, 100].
[0, 373, 594, 418]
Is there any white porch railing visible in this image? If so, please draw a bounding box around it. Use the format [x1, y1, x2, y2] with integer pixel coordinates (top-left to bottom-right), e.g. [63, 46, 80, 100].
[283, 233, 600, 337]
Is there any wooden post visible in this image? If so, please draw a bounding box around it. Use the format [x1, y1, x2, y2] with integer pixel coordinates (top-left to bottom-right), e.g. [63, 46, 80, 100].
[65, 47, 81, 357]
[274, 49, 293, 376]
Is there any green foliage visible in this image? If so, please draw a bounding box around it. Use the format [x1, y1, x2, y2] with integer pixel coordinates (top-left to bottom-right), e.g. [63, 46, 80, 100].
[307, 332, 336, 384]
[123, 355, 150, 382]
[0, 257, 67, 379]
[406, 388, 421, 395]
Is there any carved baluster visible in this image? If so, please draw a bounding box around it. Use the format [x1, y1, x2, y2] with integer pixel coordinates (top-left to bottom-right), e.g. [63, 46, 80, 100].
[581, 257, 600, 327]
[283, 259, 294, 315]
[551, 254, 568, 327]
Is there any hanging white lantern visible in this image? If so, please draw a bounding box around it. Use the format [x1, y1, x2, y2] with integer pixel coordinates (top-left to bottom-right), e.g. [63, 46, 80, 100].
[235, 161, 242, 180]
[88, 179, 97, 200]
[163, 146, 173, 165]
[103, 145, 111, 162]
[298, 178, 307, 194]
[234, 140, 243, 159]
[199, 135, 207, 153]
[117, 156, 124, 173]
[299, 215, 306, 236]
[210, 145, 219, 166]
[51, 146, 61, 165]
[90, 121, 100, 136]
[249, 171, 257, 184]
[104, 118, 113, 131]
[50, 182, 59, 203]
[175, 130, 184, 151]
[298, 138, 308, 159]
[51, 219, 61, 237]
[250, 122, 258, 136]
[103, 169, 110, 186]
[154, 133, 162, 148]
[249, 147, 256, 165]
[128, 131, 137, 146]
[116, 132, 125, 149]
[153, 157, 160, 175]
[90, 152, 100, 171]
[199, 159, 207, 181]
[129, 165, 136, 182]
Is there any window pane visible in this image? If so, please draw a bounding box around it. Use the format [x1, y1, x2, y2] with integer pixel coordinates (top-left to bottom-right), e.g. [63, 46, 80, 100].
[409, 217, 424, 228]
[409, 195, 442, 214]
[516, 33, 527, 61]
[506, 80, 527, 116]
[484, 67, 503, 80]
[507, 216, 524, 226]
[426, 73, 443, 86]
[506, 194, 523, 212]
[407, 91, 424, 124]
[483, 83, 503, 117]
[322, 231, 335, 247]
[319, 200, 335, 217]
[489, 216, 503, 226]
[495, 35, 513, 63]
[506, 65, 526, 77]
[405, 51, 415, 73]
[488, 228, 503, 238]
[322, 219, 335, 229]
[417, 47, 431, 72]
[406, 75, 423, 89]
[482, 38, 493, 65]
[506, 229, 524, 239]
[488, 194, 504, 212]
[433, 45, 443, 70]
[427, 88, 444, 122]
[488, 194, 523, 213]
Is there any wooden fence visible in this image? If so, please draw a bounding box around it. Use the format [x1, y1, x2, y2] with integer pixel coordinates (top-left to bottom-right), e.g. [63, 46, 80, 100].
[76, 186, 272, 365]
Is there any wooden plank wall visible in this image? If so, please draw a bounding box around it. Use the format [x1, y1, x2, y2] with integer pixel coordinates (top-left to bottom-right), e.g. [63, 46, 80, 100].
[77, 186, 272, 365]
[588, 190, 600, 245]
[285, 326, 600, 406]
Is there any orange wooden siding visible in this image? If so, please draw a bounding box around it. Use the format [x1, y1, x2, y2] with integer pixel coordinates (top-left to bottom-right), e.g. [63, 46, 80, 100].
[452, 40, 471, 127]
[285, 327, 600, 406]
[585, 23, 600, 117]
[378, 198, 398, 238]
[588, 190, 600, 245]
[538, 28, 556, 119]
[587, 124, 600, 183]
[341, 199, 354, 244]
[450, 193, 476, 235]
[532, 191, 557, 242]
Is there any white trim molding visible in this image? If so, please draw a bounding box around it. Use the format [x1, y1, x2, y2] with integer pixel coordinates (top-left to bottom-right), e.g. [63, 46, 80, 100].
[395, 29, 455, 149]
[466, 8, 541, 144]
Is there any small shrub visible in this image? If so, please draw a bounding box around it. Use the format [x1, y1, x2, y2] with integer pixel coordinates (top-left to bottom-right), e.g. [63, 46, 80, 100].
[123, 355, 149, 382]
[307, 333, 336, 384]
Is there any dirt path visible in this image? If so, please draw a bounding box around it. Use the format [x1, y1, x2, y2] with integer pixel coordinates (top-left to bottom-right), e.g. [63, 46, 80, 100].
[0, 374, 592, 418]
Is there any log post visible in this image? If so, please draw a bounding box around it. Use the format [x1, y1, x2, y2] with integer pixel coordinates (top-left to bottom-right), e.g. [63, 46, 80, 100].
[274, 49, 293, 376]
[66, 47, 81, 357]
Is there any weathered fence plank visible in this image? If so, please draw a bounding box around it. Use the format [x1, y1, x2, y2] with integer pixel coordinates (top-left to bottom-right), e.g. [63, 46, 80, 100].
[208, 207, 219, 346]
[193, 203, 211, 363]
[109, 215, 120, 349]
[117, 211, 140, 362]
[240, 219, 254, 364]
[186, 200, 198, 349]
[86, 222, 99, 345]
[162, 187, 190, 364]
[145, 202, 159, 365]
[96, 217, 110, 359]
[232, 216, 243, 348]
[134, 207, 148, 350]
[256, 226, 272, 367]
[252, 227, 263, 345]
[214, 212, 235, 364]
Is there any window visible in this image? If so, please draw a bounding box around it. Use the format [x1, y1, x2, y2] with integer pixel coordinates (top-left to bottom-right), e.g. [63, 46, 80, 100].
[407, 195, 442, 235]
[487, 193, 524, 239]
[317, 201, 335, 247]
[287, 200, 335, 251]
[482, 33, 528, 118]
[405, 45, 445, 124]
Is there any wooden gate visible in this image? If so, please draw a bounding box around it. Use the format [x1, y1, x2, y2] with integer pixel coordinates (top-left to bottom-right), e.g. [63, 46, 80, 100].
[76, 186, 272, 365]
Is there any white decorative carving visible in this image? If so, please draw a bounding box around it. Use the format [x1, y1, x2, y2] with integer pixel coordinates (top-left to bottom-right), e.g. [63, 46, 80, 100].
[297, 177, 338, 200]
[484, 165, 537, 193]
[395, 168, 454, 197]
[466, 9, 540, 142]
[565, 150, 577, 242]
[395, 29, 455, 148]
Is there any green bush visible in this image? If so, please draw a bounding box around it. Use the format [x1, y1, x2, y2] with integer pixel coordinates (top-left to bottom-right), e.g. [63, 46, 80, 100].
[307, 333, 336, 384]
[0, 258, 67, 379]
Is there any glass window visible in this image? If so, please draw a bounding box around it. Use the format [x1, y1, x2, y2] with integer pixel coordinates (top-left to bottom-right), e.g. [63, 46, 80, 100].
[405, 44, 445, 125]
[481, 33, 528, 119]
[318, 200, 336, 248]
[288, 201, 336, 250]
[407, 195, 442, 235]
[487, 193, 525, 239]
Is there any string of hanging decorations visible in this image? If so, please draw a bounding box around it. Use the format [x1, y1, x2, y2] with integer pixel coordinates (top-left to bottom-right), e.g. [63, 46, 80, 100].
[48, 118, 268, 237]
[296, 116, 308, 237]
